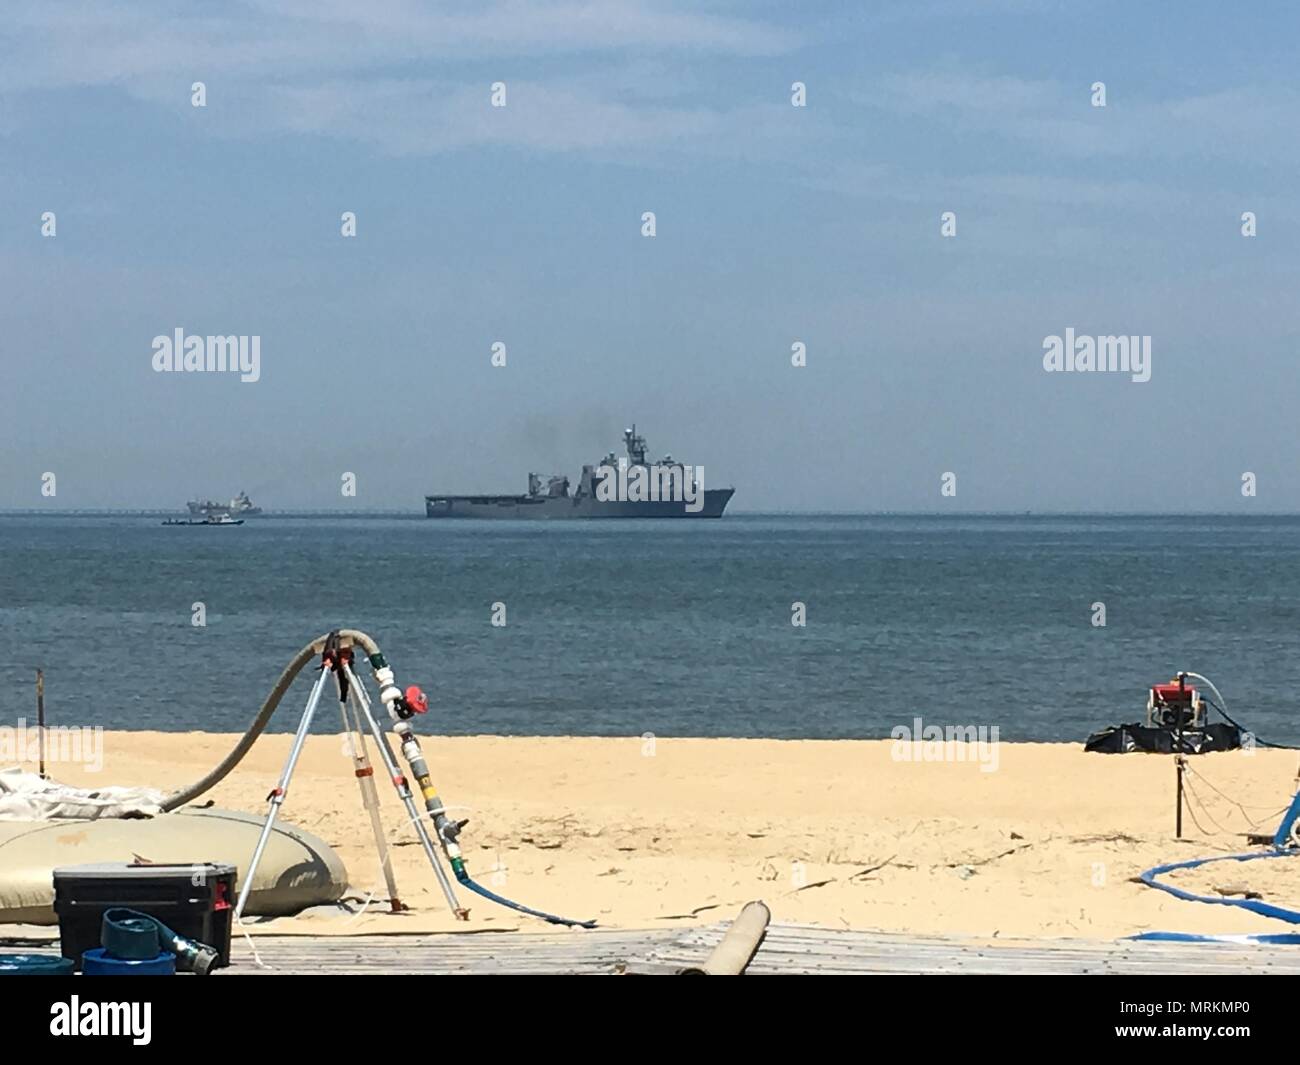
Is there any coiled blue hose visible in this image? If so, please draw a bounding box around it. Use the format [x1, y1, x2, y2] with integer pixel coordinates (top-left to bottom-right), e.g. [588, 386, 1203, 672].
[101, 907, 219, 974]
[102, 908, 168, 959]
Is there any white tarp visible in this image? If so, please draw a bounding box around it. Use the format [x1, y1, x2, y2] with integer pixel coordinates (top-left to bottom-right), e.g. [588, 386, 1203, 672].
[0, 768, 164, 821]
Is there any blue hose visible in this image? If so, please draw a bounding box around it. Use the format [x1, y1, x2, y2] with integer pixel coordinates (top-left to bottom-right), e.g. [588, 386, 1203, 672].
[1130, 797, 1300, 943]
[101, 907, 220, 974]
[454, 869, 596, 928]
[1135, 850, 1300, 924]
[1273, 788, 1300, 849]
[1132, 932, 1300, 944]
[102, 908, 166, 959]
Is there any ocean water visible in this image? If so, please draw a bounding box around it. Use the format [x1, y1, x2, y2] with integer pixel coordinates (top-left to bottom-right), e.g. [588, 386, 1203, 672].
[2, 513, 1300, 744]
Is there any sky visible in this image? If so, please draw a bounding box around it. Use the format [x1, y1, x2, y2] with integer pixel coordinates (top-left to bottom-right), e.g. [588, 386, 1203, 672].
[1, 0, 1298, 511]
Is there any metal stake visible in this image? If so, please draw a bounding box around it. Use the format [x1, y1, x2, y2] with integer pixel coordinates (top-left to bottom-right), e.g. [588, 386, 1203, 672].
[36, 670, 46, 780]
[1175, 673, 1186, 839]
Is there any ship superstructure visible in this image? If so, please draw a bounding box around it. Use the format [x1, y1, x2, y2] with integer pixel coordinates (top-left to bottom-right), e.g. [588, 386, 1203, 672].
[425, 426, 733, 519]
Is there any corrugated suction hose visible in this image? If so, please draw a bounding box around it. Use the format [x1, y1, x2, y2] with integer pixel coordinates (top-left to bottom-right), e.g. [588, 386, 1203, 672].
[160, 630, 383, 813]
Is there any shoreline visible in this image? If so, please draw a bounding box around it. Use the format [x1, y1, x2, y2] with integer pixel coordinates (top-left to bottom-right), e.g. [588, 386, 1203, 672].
[6, 733, 1298, 939]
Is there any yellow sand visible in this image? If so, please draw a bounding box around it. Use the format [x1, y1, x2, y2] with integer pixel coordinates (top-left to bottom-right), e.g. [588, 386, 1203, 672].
[25, 733, 1300, 939]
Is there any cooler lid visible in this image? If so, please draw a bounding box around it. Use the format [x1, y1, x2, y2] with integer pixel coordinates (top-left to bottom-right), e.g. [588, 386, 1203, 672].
[53, 862, 237, 880]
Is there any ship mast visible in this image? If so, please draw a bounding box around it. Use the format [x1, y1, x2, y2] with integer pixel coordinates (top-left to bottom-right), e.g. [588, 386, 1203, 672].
[623, 424, 648, 466]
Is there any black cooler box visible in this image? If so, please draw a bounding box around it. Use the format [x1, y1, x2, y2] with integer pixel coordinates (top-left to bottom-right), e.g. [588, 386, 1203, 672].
[52, 862, 236, 971]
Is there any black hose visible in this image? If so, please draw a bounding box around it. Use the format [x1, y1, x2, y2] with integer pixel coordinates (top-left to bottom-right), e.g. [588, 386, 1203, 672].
[160, 629, 383, 812]
[1205, 698, 1300, 751]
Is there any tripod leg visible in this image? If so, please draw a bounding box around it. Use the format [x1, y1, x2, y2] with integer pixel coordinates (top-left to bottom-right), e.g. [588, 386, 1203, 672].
[234, 667, 331, 920]
[343, 663, 467, 918]
[340, 684, 404, 912]
[345, 661, 593, 928]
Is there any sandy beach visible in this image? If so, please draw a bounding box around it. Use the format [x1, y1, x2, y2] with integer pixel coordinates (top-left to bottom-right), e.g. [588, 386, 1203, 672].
[15, 731, 1297, 941]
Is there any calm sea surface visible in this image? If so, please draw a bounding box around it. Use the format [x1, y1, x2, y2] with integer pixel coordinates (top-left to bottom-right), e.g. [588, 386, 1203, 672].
[2, 514, 1299, 743]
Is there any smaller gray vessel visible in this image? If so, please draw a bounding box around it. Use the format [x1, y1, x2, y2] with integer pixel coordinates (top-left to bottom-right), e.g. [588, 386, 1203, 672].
[187, 491, 262, 519]
[426, 426, 734, 519]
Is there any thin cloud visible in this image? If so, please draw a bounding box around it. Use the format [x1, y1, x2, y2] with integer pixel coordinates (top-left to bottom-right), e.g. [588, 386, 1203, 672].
[0, 2, 802, 159]
[0, 1, 795, 95]
[864, 68, 1300, 165]
[262, 78, 726, 154]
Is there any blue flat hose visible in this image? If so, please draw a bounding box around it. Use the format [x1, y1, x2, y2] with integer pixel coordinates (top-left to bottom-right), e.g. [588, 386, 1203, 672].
[453, 867, 596, 928]
[1274, 788, 1300, 849]
[1130, 849, 1300, 942]
[102, 907, 220, 974]
[1132, 932, 1300, 944]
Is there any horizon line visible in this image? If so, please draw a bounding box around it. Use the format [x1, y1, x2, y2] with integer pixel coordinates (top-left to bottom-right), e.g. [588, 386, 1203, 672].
[2, 508, 1298, 519]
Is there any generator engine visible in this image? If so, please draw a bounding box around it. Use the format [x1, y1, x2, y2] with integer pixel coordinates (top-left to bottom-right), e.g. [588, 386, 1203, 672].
[1146, 675, 1207, 731]
[1087, 670, 1244, 754]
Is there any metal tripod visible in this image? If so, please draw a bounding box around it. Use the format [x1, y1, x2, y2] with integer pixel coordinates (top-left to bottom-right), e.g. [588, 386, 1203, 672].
[234, 646, 468, 922]
[234, 635, 590, 927]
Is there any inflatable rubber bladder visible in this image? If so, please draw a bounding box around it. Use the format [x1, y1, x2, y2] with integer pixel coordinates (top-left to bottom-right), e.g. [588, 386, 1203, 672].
[0, 807, 347, 925]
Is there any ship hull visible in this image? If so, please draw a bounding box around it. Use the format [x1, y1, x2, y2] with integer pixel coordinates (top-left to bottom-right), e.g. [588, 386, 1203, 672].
[425, 488, 734, 519]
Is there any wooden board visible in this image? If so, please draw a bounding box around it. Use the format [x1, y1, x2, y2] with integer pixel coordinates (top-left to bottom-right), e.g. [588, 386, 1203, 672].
[220, 923, 1300, 975]
[9, 923, 1299, 975]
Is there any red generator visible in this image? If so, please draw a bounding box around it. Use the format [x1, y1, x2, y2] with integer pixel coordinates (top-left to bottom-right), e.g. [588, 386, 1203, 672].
[1146, 679, 1207, 730]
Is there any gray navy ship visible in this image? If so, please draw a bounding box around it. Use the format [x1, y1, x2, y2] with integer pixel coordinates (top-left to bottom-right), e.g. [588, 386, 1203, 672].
[187, 491, 262, 519]
[425, 426, 734, 519]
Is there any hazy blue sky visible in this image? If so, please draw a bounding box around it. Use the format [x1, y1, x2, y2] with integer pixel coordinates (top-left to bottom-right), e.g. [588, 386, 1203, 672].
[2, 1, 1298, 511]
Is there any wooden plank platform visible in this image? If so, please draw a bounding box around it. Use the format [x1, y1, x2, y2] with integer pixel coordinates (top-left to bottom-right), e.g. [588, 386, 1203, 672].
[9, 923, 1300, 974]
[221, 924, 1300, 975]
[667, 925, 1300, 976]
